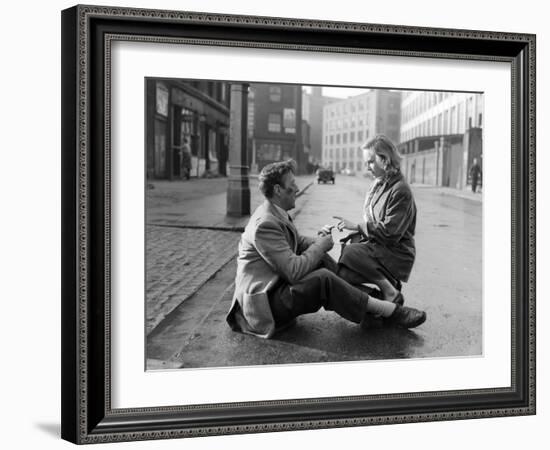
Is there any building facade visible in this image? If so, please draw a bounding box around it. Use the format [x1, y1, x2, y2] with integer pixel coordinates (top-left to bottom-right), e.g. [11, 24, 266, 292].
[146, 79, 230, 180]
[302, 87, 339, 166]
[321, 90, 401, 172]
[400, 91, 484, 143]
[397, 128, 482, 190]
[398, 91, 484, 190]
[248, 84, 306, 173]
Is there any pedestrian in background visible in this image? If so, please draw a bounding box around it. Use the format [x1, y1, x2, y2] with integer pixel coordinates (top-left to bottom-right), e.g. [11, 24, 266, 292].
[179, 137, 192, 180]
[469, 157, 482, 193]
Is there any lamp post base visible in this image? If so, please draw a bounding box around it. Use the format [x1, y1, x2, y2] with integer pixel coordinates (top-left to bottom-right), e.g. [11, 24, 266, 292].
[227, 165, 251, 217]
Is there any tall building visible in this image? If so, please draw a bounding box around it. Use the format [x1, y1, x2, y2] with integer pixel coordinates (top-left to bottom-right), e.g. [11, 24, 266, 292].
[322, 90, 401, 172]
[400, 91, 483, 143]
[248, 84, 306, 173]
[302, 87, 339, 165]
[146, 79, 230, 180]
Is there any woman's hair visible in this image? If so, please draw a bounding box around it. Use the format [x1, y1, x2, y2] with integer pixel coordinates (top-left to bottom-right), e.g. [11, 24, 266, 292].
[362, 134, 402, 173]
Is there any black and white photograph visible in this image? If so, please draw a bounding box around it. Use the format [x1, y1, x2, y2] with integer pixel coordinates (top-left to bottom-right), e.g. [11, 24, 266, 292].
[145, 79, 484, 370]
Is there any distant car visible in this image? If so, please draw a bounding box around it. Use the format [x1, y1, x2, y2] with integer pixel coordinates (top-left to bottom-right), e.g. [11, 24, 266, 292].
[342, 168, 356, 176]
[316, 167, 335, 184]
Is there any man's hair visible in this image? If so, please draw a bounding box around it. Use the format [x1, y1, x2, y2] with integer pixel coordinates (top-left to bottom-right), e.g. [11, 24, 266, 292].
[258, 159, 297, 198]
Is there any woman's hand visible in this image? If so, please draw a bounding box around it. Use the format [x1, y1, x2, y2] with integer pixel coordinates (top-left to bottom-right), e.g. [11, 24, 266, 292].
[333, 216, 358, 232]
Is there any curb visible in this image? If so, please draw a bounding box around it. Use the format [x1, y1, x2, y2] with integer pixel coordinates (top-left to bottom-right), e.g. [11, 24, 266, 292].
[438, 190, 483, 203]
[412, 184, 482, 203]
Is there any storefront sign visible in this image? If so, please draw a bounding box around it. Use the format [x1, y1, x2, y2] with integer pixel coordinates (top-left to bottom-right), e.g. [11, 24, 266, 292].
[156, 83, 169, 116]
[283, 108, 296, 133]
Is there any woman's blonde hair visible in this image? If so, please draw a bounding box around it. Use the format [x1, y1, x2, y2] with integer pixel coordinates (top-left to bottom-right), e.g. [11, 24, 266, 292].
[362, 134, 402, 173]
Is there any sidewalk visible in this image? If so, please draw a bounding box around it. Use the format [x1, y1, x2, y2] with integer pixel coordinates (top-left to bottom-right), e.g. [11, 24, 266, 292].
[145, 175, 314, 334]
[147, 175, 314, 229]
[411, 184, 483, 203]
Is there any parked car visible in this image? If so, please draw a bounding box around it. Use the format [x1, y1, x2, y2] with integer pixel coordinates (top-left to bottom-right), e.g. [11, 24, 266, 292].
[316, 167, 335, 184]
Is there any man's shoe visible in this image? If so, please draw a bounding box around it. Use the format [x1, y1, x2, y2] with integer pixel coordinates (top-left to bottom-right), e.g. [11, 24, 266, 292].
[385, 305, 426, 329]
[391, 292, 405, 306]
[360, 313, 384, 330]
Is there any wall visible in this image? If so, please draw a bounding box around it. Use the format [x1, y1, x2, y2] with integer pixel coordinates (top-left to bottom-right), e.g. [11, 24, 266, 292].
[1, 1, 546, 450]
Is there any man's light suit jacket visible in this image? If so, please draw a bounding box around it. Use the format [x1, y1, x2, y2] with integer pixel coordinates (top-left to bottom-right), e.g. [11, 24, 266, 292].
[226, 200, 327, 338]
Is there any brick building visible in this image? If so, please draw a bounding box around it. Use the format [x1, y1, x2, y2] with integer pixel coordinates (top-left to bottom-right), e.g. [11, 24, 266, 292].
[146, 79, 230, 180]
[248, 84, 307, 173]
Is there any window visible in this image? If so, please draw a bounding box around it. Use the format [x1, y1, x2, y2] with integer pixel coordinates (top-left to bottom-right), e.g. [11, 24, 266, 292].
[350, 131, 355, 142]
[330, 135, 334, 145]
[269, 86, 282, 102]
[336, 134, 341, 144]
[478, 113, 483, 127]
[343, 133, 348, 144]
[268, 113, 281, 132]
[258, 143, 282, 161]
[358, 130, 364, 142]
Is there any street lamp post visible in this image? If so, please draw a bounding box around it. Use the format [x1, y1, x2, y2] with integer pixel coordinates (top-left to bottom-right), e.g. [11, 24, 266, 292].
[227, 83, 251, 217]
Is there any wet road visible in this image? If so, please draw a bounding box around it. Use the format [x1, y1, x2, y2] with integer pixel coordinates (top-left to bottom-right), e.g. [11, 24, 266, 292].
[148, 174, 483, 368]
[288, 174, 483, 360]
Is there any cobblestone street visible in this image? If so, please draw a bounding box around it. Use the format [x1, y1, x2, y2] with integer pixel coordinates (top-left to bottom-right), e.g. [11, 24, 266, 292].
[146, 226, 239, 334]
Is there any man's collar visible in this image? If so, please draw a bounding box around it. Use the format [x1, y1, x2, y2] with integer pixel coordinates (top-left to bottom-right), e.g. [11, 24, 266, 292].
[266, 200, 292, 223]
[271, 202, 288, 217]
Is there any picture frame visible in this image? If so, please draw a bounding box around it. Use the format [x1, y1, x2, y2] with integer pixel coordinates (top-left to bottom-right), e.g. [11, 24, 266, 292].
[61, 4, 536, 444]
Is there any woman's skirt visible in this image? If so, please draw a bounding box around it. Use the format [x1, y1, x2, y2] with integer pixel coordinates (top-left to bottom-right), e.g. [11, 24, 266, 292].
[339, 241, 414, 283]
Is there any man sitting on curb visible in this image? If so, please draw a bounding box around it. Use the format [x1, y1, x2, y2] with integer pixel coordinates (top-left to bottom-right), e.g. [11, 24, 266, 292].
[226, 160, 426, 338]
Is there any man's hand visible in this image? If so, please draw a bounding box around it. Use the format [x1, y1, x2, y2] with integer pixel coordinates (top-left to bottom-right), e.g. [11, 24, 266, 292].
[315, 234, 334, 252]
[318, 224, 334, 237]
